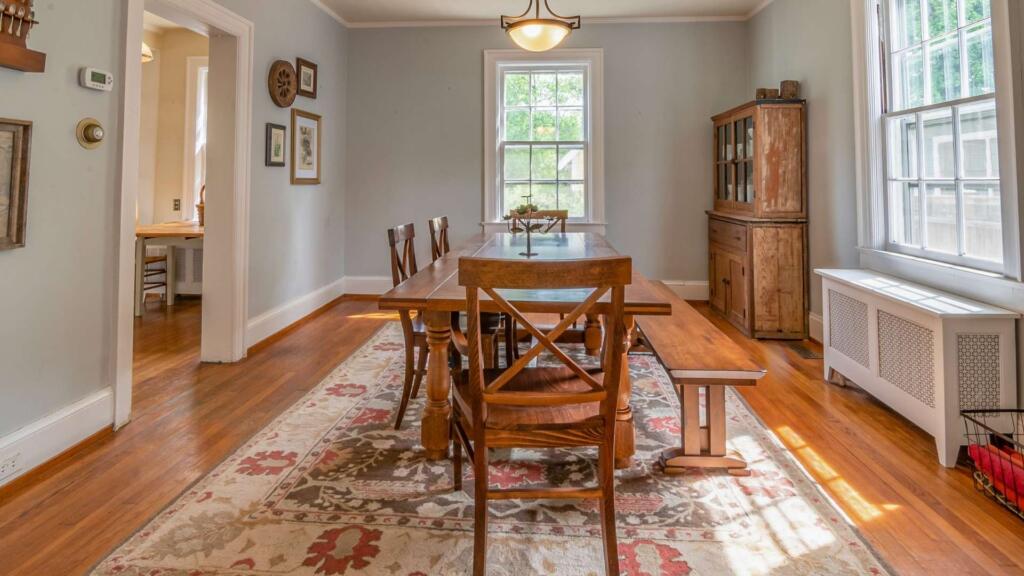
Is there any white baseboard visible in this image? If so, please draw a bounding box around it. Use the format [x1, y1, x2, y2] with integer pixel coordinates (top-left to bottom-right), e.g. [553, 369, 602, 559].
[0, 388, 113, 488]
[246, 277, 347, 346]
[662, 280, 710, 301]
[342, 276, 393, 295]
[809, 312, 823, 343]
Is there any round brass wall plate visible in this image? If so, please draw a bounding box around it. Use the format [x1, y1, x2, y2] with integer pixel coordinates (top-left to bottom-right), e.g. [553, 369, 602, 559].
[268, 60, 297, 108]
[76, 118, 104, 149]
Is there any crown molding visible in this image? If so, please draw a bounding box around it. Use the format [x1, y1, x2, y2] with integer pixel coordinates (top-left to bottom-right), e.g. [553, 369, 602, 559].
[320, 0, 777, 30]
[309, 0, 350, 27]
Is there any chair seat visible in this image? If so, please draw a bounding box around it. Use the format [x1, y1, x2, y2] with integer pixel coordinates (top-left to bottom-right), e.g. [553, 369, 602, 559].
[144, 255, 167, 265]
[453, 366, 606, 446]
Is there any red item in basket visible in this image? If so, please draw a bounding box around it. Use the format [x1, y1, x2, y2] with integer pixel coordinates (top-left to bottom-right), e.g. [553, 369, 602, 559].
[969, 444, 1024, 507]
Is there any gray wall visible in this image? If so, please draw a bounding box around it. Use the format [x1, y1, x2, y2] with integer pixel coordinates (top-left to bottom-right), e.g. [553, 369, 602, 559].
[748, 0, 858, 315]
[345, 23, 751, 279]
[215, 0, 349, 318]
[0, 0, 348, 437]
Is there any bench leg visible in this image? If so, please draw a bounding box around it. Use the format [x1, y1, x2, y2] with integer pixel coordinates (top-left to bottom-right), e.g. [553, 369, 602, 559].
[661, 382, 750, 477]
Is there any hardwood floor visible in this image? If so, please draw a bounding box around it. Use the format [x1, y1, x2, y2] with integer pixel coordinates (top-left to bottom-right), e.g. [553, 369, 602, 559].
[0, 298, 1022, 575]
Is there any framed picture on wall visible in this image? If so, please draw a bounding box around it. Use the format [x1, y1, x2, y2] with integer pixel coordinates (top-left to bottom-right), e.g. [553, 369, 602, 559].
[291, 109, 321, 185]
[0, 118, 31, 251]
[265, 123, 286, 167]
[296, 58, 317, 99]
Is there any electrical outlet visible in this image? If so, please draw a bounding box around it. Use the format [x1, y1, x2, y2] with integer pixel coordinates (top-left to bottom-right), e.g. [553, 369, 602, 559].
[0, 453, 20, 481]
[173, 198, 181, 211]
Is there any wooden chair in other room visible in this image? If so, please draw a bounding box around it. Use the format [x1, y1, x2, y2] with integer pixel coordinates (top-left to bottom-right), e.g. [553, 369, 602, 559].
[387, 223, 429, 430]
[451, 255, 631, 576]
[428, 215, 504, 368]
[143, 253, 168, 302]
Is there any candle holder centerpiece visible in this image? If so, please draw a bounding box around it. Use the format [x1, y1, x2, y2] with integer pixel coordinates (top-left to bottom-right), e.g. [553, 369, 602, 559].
[503, 194, 543, 257]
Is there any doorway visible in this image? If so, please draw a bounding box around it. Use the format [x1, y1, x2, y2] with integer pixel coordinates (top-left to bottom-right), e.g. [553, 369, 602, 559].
[115, 0, 254, 428]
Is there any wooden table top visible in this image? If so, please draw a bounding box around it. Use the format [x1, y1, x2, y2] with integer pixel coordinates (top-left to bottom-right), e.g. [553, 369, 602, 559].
[379, 233, 672, 316]
[135, 221, 205, 239]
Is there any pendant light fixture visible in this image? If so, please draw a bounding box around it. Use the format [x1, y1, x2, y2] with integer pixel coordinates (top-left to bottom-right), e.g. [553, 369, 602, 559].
[141, 41, 154, 63]
[501, 0, 580, 52]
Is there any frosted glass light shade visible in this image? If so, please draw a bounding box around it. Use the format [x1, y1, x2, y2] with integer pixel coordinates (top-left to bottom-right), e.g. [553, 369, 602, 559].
[507, 20, 571, 52]
[141, 42, 155, 63]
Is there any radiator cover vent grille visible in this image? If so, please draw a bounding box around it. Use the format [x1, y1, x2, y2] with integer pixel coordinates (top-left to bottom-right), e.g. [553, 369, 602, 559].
[957, 334, 1001, 410]
[828, 289, 870, 368]
[878, 310, 935, 408]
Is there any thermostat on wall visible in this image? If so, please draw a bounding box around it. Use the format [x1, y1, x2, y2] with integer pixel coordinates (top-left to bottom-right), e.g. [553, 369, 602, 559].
[79, 67, 114, 91]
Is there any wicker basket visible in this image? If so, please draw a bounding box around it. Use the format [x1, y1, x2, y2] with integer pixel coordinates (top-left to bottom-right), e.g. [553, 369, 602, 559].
[962, 409, 1024, 520]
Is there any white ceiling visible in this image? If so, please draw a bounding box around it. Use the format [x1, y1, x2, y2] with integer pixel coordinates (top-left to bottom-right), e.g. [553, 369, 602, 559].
[320, 0, 769, 26]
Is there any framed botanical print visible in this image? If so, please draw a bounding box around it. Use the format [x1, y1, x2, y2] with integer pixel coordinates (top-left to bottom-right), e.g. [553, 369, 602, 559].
[0, 118, 31, 251]
[296, 58, 317, 99]
[291, 109, 321, 185]
[265, 123, 286, 167]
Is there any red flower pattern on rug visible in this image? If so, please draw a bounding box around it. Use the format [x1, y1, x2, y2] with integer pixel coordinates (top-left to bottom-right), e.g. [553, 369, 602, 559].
[619, 540, 692, 575]
[646, 415, 681, 435]
[351, 407, 392, 426]
[236, 450, 298, 476]
[302, 526, 383, 575]
[486, 461, 547, 489]
[325, 382, 367, 397]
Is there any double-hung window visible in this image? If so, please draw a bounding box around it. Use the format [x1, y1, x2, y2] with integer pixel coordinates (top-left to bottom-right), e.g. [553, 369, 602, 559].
[882, 0, 1002, 271]
[499, 65, 588, 218]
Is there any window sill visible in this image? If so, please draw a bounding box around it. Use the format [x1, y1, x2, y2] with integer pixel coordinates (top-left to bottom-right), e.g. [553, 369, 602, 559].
[480, 221, 607, 234]
[857, 247, 1024, 313]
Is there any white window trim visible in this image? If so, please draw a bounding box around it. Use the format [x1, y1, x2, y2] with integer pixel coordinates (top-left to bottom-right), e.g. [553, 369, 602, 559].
[482, 49, 605, 233]
[851, 0, 1024, 297]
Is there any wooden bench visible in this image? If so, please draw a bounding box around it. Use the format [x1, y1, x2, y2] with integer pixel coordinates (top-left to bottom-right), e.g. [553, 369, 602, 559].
[636, 281, 767, 476]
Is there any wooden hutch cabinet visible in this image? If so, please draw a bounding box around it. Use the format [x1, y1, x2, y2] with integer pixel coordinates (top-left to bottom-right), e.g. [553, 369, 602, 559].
[708, 100, 808, 339]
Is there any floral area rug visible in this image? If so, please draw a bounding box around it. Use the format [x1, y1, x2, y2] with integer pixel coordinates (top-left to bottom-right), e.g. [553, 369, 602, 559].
[93, 323, 890, 575]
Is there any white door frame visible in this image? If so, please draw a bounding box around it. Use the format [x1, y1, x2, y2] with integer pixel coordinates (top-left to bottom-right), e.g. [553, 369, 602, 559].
[115, 0, 253, 428]
[183, 55, 209, 223]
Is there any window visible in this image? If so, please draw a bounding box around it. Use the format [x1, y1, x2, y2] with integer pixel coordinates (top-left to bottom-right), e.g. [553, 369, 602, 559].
[882, 0, 1002, 270]
[500, 67, 587, 218]
[484, 50, 604, 226]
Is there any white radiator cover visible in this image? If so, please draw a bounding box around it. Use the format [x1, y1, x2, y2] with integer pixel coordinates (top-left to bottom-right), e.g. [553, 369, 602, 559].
[817, 269, 1018, 467]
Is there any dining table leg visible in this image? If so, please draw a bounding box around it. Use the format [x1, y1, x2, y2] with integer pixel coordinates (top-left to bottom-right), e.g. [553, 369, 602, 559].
[422, 310, 452, 460]
[584, 313, 602, 357]
[614, 314, 636, 469]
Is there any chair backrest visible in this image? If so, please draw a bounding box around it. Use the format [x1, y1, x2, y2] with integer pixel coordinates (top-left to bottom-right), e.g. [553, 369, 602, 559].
[459, 256, 632, 424]
[510, 209, 568, 233]
[428, 216, 450, 262]
[386, 223, 418, 288]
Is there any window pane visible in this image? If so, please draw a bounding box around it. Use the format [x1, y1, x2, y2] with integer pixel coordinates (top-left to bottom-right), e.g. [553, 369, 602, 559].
[958, 100, 998, 179]
[922, 108, 954, 179]
[532, 108, 557, 141]
[504, 183, 531, 216]
[557, 72, 583, 106]
[531, 145, 557, 180]
[893, 47, 925, 110]
[557, 146, 585, 180]
[925, 183, 958, 253]
[504, 73, 530, 106]
[532, 73, 557, 106]
[964, 0, 990, 24]
[504, 109, 530, 141]
[745, 117, 754, 159]
[718, 164, 727, 200]
[558, 108, 583, 141]
[889, 0, 922, 51]
[926, 0, 957, 38]
[558, 183, 585, 217]
[887, 114, 919, 179]
[890, 182, 922, 246]
[504, 145, 531, 180]
[532, 183, 558, 211]
[965, 22, 995, 96]
[928, 34, 961, 104]
[963, 182, 1002, 261]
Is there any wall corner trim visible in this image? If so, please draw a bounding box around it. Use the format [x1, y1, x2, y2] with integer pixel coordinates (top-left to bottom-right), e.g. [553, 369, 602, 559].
[0, 388, 113, 488]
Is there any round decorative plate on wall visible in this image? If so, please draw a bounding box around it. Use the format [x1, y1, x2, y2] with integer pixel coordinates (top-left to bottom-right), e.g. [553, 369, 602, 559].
[268, 60, 297, 108]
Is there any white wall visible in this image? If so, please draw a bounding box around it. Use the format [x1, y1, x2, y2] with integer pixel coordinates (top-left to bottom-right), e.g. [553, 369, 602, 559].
[344, 23, 751, 280]
[748, 0, 858, 316]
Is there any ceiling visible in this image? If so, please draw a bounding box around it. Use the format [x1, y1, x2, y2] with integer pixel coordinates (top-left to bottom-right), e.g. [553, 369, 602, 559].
[320, 0, 769, 26]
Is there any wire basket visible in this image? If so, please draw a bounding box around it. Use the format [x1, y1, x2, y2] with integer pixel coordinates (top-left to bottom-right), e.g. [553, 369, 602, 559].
[961, 409, 1024, 520]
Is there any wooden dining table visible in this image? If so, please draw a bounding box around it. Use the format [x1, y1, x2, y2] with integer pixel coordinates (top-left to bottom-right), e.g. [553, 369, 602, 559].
[378, 232, 673, 469]
[135, 221, 204, 316]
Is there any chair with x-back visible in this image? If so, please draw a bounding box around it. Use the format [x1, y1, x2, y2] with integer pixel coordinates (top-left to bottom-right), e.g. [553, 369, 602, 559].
[387, 223, 427, 430]
[451, 255, 631, 576]
[427, 216, 451, 262]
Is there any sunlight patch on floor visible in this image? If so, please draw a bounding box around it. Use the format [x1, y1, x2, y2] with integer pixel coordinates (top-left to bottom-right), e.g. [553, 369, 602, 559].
[349, 311, 401, 320]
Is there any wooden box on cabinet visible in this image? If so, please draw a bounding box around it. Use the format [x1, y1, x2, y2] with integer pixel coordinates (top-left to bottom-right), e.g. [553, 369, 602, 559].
[708, 212, 808, 339]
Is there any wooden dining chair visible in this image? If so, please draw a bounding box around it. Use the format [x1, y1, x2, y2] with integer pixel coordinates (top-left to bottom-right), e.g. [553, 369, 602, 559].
[427, 215, 504, 368]
[509, 209, 568, 233]
[387, 223, 428, 430]
[451, 255, 631, 576]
